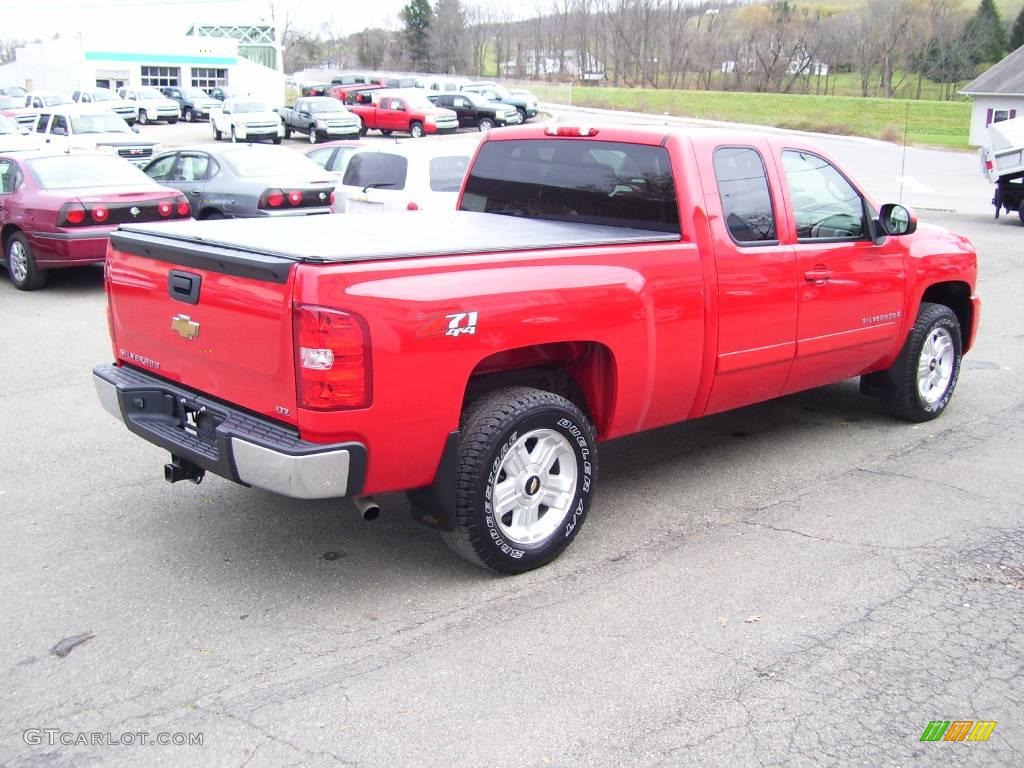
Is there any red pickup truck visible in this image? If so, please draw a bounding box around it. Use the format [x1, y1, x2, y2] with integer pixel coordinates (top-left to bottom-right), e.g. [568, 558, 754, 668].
[348, 91, 458, 138]
[93, 124, 980, 573]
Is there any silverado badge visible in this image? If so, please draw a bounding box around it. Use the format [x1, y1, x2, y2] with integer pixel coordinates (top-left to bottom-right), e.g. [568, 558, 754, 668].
[171, 314, 200, 340]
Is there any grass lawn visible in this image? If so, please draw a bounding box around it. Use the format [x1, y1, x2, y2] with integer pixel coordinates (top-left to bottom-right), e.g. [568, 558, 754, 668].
[536, 86, 971, 148]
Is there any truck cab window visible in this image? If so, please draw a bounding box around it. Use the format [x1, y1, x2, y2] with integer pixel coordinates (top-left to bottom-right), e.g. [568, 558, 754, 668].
[712, 147, 777, 244]
[460, 139, 680, 234]
[782, 150, 866, 240]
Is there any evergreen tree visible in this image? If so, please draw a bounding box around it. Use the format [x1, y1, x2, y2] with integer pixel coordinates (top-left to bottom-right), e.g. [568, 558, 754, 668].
[400, 0, 434, 72]
[962, 0, 1009, 64]
[1011, 5, 1024, 51]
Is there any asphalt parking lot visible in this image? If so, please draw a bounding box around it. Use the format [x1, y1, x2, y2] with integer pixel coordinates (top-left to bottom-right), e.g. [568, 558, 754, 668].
[1, 148, 1022, 764]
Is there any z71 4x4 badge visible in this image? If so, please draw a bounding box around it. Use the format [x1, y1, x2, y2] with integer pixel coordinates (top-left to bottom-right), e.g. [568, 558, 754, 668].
[418, 312, 479, 338]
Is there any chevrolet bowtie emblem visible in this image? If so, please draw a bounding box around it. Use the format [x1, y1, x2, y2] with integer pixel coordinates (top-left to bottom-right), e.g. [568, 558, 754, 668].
[129, 206, 141, 217]
[171, 314, 200, 340]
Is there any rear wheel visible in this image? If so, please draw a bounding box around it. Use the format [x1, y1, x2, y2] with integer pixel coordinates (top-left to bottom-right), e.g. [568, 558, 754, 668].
[409, 121, 424, 138]
[284, 125, 292, 140]
[478, 117, 494, 132]
[6, 233, 47, 291]
[167, 117, 178, 124]
[137, 110, 149, 125]
[183, 108, 194, 123]
[879, 302, 962, 422]
[272, 136, 282, 145]
[230, 127, 238, 143]
[441, 387, 598, 574]
[380, 129, 393, 137]
[213, 124, 222, 140]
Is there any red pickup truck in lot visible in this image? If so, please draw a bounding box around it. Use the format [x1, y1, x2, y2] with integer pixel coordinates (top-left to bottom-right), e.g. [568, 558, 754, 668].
[94, 124, 980, 573]
[348, 91, 458, 138]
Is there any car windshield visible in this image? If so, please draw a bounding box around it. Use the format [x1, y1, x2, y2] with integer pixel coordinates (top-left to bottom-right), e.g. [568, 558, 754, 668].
[219, 146, 323, 177]
[473, 83, 511, 99]
[69, 113, 131, 134]
[89, 90, 117, 102]
[403, 95, 435, 110]
[461, 92, 488, 107]
[0, 114, 20, 133]
[182, 88, 209, 99]
[41, 95, 67, 106]
[27, 155, 156, 189]
[137, 88, 163, 99]
[232, 101, 268, 113]
[307, 101, 341, 113]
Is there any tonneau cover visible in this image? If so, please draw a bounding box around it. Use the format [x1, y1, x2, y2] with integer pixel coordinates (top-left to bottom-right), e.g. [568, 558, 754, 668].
[113, 211, 679, 264]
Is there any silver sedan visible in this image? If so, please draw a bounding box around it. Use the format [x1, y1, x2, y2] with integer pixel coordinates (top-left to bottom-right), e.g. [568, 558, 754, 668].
[141, 143, 335, 219]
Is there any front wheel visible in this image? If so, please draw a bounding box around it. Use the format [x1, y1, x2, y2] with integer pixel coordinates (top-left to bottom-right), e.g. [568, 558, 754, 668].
[183, 108, 194, 123]
[380, 129, 393, 137]
[6, 233, 47, 290]
[213, 124, 222, 140]
[516, 107, 528, 123]
[137, 110, 148, 126]
[167, 117, 178, 124]
[283, 125, 291, 140]
[879, 302, 962, 422]
[409, 121, 424, 138]
[230, 127, 238, 143]
[308, 128, 318, 144]
[441, 387, 598, 574]
[272, 136, 282, 145]
[478, 117, 494, 132]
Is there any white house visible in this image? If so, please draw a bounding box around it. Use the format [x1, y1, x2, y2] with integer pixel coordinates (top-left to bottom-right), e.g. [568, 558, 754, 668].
[0, 31, 285, 106]
[961, 45, 1024, 146]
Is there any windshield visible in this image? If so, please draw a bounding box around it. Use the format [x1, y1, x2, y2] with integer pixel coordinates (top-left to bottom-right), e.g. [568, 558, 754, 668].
[219, 146, 323, 177]
[69, 113, 131, 134]
[89, 90, 117, 102]
[182, 88, 209, 99]
[0, 114, 20, 133]
[137, 87, 164, 99]
[472, 83, 511, 99]
[307, 100, 342, 113]
[232, 101, 269, 113]
[27, 155, 156, 189]
[403, 96, 435, 110]
[41, 95, 68, 106]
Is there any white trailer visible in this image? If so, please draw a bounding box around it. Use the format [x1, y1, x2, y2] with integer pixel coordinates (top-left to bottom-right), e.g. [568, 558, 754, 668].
[980, 116, 1024, 223]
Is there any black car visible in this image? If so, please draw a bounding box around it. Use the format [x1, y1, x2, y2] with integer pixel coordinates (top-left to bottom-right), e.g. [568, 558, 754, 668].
[427, 91, 520, 132]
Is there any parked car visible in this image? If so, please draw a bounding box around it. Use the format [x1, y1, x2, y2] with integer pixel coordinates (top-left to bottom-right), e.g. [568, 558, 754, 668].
[0, 86, 27, 98]
[24, 91, 69, 110]
[428, 91, 520, 131]
[118, 87, 180, 125]
[330, 137, 479, 214]
[141, 144, 334, 219]
[95, 123, 980, 574]
[208, 86, 250, 102]
[211, 97, 284, 144]
[35, 106, 160, 166]
[331, 83, 383, 105]
[300, 83, 333, 97]
[71, 88, 137, 125]
[348, 90, 458, 138]
[0, 150, 190, 290]
[305, 140, 362, 173]
[460, 81, 539, 122]
[160, 86, 222, 122]
[0, 114, 39, 149]
[279, 97, 362, 144]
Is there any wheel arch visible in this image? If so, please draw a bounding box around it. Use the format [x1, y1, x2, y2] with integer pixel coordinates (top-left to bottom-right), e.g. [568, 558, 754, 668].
[920, 280, 974, 352]
[1, 223, 23, 250]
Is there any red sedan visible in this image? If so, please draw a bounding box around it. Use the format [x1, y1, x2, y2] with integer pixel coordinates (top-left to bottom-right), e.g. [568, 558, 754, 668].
[0, 150, 191, 290]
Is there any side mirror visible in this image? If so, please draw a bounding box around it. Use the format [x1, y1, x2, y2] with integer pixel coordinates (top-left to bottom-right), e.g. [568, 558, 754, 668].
[876, 203, 917, 237]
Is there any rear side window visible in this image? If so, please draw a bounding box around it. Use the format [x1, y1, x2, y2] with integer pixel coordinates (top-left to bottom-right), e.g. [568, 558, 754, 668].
[342, 153, 408, 191]
[430, 155, 470, 192]
[460, 139, 680, 233]
[712, 147, 777, 244]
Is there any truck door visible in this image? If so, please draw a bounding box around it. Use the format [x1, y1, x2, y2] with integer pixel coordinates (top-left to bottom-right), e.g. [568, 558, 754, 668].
[778, 149, 906, 394]
[700, 144, 798, 414]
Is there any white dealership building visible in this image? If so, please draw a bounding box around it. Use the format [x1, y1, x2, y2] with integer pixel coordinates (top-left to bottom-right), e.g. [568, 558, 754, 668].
[0, 28, 285, 106]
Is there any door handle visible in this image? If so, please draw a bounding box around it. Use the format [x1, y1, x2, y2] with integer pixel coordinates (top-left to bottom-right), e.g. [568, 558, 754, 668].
[804, 266, 833, 284]
[189, 190, 201, 196]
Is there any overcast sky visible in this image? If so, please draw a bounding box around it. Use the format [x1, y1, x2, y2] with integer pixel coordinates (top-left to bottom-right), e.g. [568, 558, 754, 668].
[0, 0, 520, 42]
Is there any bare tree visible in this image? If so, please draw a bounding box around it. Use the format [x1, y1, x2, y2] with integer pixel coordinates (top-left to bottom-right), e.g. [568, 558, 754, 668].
[433, 0, 469, 74]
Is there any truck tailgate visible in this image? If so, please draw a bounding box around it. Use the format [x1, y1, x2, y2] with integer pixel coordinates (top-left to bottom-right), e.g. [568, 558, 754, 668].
[106, 228, 299, 425]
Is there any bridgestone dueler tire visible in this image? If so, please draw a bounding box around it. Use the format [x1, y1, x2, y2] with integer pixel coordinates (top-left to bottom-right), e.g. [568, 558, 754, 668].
[441, 387, 598, 574]
[880, 302, 962, 422]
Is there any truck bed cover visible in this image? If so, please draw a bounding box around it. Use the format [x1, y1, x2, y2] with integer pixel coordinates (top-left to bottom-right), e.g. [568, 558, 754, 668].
[112, 211, 679, 265]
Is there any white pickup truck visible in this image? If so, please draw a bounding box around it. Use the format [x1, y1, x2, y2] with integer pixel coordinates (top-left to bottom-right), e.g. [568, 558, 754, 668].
[980, 115, 1024, 224]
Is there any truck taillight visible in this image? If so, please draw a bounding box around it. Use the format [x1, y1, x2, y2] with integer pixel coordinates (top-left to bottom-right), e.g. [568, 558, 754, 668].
[406, 201, 419, 211]
[544, 125, 599, 137]
[294, 305, 371, 409]
[287, 190, 303, 206]
[261, 189, 285, 208]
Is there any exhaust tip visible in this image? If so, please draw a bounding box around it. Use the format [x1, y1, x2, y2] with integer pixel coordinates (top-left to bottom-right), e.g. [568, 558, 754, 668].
[353, 496, 380, 522]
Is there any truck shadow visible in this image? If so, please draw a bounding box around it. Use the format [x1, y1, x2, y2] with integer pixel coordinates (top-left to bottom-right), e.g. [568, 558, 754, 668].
[142, 377, 895, 591]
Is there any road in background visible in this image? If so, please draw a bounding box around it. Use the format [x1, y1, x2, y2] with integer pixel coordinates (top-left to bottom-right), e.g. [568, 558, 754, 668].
[0, 201, 1020, 766]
